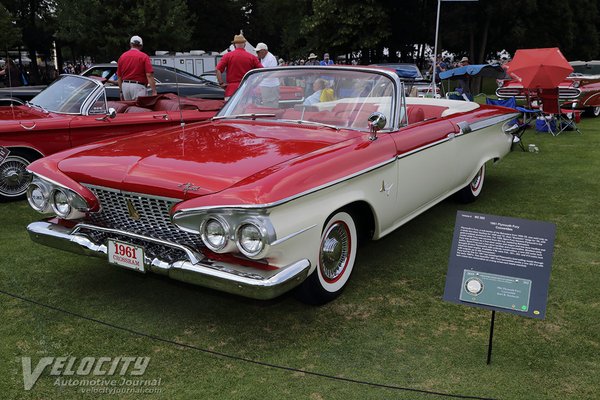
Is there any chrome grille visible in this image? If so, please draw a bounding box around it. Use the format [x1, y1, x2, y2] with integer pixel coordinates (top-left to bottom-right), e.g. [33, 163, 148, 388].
[497, 87, 581, 99]
[83, 185, 201, 248]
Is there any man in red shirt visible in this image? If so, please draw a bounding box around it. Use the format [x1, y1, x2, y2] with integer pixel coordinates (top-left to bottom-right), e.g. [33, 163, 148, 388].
[216, 34, 263, 100]
[117, 35, 157, 100]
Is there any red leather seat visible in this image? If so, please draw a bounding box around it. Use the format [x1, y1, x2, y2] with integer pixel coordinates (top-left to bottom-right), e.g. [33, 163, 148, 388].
[124, 106, 152, 113]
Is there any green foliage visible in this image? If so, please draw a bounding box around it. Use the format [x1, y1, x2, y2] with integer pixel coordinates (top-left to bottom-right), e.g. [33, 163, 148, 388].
[55, 0, 192, 61]
[0, 4, 21, 49]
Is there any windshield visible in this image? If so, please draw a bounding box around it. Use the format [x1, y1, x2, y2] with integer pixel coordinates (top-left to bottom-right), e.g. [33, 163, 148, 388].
[218, 68, 397, 131]
[30, 75, 102, 114]
[154, 66, 213, 84]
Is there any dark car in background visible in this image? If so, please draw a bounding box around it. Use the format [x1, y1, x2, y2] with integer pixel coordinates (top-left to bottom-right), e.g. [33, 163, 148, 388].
[0, 64, 224, 102]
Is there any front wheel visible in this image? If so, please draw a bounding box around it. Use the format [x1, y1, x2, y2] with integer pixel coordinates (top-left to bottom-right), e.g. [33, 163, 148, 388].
[0, 150, 35, 202]
[456, 163, 485, 203]
[295, 211, 358, 305]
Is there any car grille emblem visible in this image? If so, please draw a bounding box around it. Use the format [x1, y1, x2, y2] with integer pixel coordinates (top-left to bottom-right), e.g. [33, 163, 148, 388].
[126, 199, 141, 220]
[178, 182, 202, 195]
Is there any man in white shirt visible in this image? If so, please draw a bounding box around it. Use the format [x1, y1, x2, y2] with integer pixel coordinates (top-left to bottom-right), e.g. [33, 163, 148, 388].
[256, 42, 280, 108]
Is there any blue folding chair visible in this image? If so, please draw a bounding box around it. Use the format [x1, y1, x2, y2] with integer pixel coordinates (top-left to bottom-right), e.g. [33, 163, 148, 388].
[486, 97, 529, 151]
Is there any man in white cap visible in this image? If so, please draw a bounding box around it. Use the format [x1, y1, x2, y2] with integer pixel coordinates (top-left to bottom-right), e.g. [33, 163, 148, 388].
[216, 34, 263, 100]
[117, 35, 156, 100]
[255, 42, 279, 107]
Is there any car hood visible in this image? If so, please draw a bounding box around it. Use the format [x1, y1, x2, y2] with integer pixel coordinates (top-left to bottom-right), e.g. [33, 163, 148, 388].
[0, 105, 53, 121]
[55, 120, 362, 200]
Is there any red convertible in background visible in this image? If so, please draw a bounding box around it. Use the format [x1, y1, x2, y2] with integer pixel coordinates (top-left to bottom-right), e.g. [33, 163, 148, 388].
[0, 75, 223, 200]
[496, 60, 600, 117]
[25, 66, 520, 304]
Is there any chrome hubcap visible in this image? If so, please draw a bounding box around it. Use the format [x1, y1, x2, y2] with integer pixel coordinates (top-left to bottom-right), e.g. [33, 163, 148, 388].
[320, 222, 350, 282]
[0, 157, 32, 197]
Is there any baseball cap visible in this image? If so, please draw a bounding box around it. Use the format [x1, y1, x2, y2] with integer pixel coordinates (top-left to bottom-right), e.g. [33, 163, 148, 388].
[255, 42, 268, 51]
[130, 35, 143, 45]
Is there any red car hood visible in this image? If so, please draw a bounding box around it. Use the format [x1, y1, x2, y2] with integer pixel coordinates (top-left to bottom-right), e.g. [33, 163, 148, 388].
[55, 120, 360, 199]
[0, 106, 52, 121]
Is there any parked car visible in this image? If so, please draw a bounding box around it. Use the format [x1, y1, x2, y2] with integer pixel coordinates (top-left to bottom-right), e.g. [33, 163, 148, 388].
[496, 60, 600, 117]
[0, 64, 225, 102]
[25, 66, 519, 304]
[0, 74, 224, 201]
[370, 63, 440, 97]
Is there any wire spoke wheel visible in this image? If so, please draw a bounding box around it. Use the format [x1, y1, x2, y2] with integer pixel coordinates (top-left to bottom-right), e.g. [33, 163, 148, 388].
[0, 154, 33, 200]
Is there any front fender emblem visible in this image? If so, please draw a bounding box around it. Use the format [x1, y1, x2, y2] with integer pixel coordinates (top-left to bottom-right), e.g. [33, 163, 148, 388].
[126, 199, 141, 220]
[178, 182, 202, 195]
[380, 180, 393, 196]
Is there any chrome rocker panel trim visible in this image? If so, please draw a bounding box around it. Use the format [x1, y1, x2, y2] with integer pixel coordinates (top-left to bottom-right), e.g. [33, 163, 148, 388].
[27, 221, 311, 300]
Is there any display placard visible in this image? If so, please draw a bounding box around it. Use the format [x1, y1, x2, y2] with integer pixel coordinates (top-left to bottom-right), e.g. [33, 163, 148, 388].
[443, 211, 555, 319]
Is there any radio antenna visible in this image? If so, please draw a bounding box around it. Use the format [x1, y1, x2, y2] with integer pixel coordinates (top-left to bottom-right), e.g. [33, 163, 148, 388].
[5, 48, 16, 120]
[172, 54, 185, 127]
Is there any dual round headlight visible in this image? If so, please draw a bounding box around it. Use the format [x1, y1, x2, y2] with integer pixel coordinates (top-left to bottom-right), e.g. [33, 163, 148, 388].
[51, 188, 72, 218]
[27, 183, 50, 212]
[200, 217, 229, 251]
[27, 177, 89, 219]
[199, 216, 268, 259]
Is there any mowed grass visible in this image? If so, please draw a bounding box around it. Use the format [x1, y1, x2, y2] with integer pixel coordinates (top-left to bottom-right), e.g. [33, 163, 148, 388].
[1, 119, 599, 399]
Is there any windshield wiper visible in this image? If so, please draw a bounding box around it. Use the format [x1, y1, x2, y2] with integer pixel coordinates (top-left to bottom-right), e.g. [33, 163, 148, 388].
[212, 113, 276, 121]
[25, 101, 48, 113]
[278, 119, 340, 131]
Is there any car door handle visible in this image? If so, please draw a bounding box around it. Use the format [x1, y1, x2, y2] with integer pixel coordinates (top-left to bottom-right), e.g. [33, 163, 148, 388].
[153, 114, 169, 120]
[20, 122, 36, 130]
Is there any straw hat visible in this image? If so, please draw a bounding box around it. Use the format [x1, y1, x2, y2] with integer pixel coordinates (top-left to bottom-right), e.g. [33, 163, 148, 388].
[231, 34, 246, 44]
[308, 53, 317, 60]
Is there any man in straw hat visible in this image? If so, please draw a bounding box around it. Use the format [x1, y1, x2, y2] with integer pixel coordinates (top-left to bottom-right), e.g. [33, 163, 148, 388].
[216, 34, 263, 99]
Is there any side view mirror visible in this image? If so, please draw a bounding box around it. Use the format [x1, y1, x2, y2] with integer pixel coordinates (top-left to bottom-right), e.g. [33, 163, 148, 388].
[367, 112, 386, 141]
[95, 107, 117, 121]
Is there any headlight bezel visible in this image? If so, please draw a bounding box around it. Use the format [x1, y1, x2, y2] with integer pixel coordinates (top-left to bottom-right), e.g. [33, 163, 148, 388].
[27, 175, 90, 220]
[236, 218, 269, 259]
[200, 215, 233, 252]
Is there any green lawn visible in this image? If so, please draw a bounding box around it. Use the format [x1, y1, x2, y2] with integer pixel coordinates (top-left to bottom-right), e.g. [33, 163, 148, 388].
[1, 119, 599, 399]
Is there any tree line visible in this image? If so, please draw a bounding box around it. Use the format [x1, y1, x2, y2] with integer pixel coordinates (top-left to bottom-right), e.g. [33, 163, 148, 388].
[1, 0, 599, 84]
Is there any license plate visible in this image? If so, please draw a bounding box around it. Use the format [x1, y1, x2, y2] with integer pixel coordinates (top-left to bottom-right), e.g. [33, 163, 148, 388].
[108, 239, 145, 272]
[0, 146, 9, 164]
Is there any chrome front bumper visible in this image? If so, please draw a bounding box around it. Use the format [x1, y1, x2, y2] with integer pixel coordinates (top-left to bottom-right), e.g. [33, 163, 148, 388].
[27, 221, 311, 300]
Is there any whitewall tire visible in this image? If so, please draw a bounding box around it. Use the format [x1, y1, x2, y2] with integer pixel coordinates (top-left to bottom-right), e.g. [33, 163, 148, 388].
[295, 211, 358, 305]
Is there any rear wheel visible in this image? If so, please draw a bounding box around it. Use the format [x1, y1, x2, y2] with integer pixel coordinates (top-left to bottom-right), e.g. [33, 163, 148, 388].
[585, 106, 600, 118]
[0, 150, 35, 202]
[295, 211, 358, 305]
[456, 163, 485, 203]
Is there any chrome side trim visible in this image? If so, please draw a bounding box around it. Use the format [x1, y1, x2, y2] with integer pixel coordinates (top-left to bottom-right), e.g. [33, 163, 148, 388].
[27, 221, 311, 300]
[271, 224, 318, 246]
[469, 113, 519, 131]
[173, 157, 397, 215]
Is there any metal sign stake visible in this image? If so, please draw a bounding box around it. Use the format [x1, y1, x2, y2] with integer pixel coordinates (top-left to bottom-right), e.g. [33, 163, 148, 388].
[486, 310, 496, 365]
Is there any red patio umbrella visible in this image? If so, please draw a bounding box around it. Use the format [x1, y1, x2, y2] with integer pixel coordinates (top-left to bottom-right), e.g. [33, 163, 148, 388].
[505, 47, 573, 89]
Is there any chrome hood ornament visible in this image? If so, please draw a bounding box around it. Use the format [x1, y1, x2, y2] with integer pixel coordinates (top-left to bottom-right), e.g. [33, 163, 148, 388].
[178, 182, 202, 195]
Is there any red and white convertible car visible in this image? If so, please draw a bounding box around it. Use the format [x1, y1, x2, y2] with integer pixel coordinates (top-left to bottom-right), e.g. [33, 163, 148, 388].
[0, 74, 223, 200]
[26, 66, 519, 304]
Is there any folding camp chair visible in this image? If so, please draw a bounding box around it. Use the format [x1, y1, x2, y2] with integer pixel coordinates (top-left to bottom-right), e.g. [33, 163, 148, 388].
[485, 97, 527, 151]
[557, 101, 583, 135]
[538, 88, 583, 135]
[537, 88, 561, 135]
